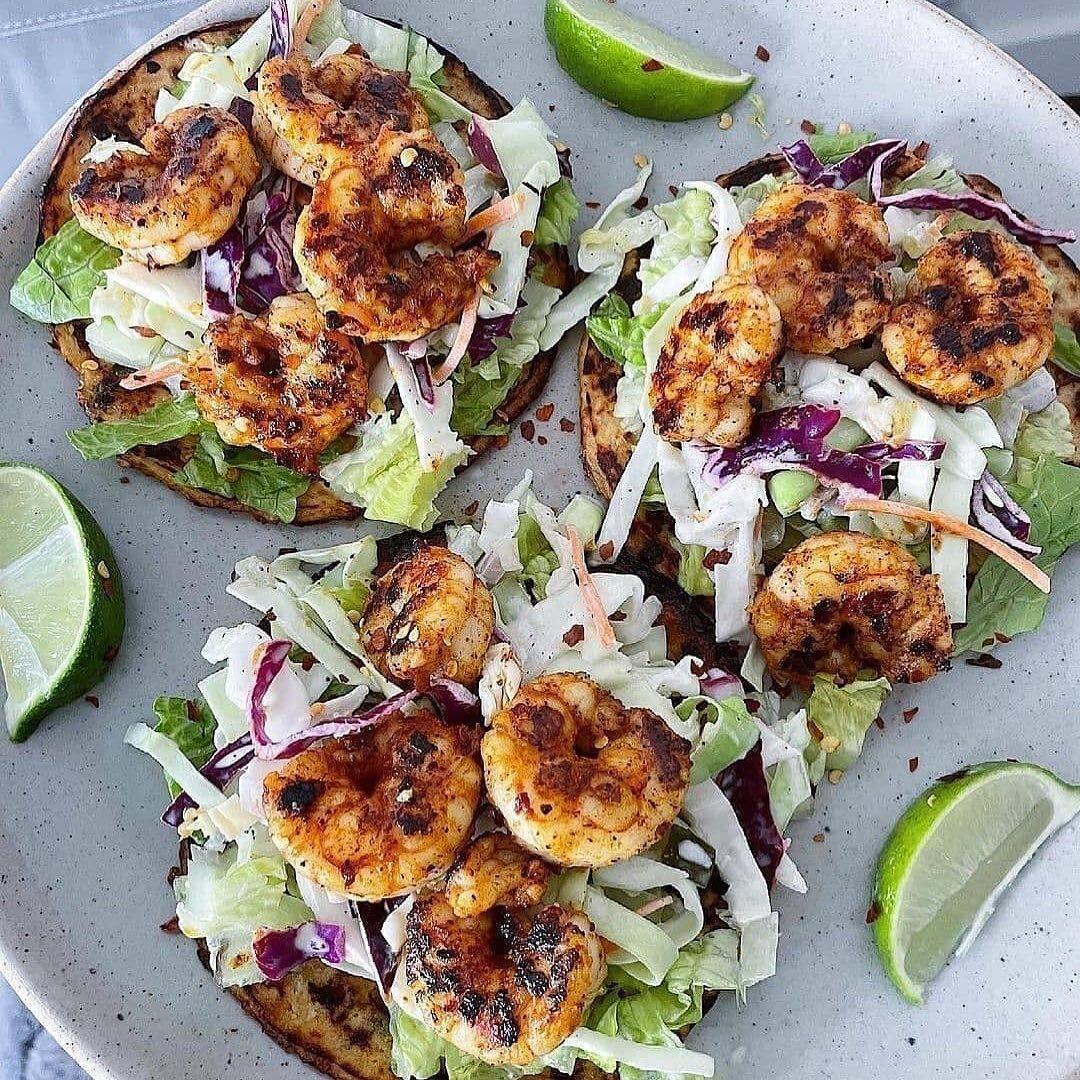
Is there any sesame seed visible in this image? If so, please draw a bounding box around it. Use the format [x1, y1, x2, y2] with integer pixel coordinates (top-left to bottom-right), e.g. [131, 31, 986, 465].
[399, 147, 418, 167]
[96, 560, 110, 580]
[397, 788, 413, 802]
[827, 769, 844, 785]
[81, 359, 100, 372]
[819, 735, 841, 754]
[718, 112, 734, 131]
[837, 121, 852, 136]
[633, 153, 648, 168]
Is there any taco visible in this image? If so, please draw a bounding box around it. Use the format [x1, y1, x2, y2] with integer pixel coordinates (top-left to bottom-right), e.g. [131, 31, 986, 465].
[127, 475, 890, 1080]
[575, 131, 1080, 673]
[11, 0, 586, 527]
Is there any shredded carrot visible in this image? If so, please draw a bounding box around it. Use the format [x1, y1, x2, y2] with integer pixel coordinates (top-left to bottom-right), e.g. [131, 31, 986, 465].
[461, 191, 527, 241]
[843, 496, 1051, 594]
[567, 525, 616, 647]
[119, 360, 184, 390]
[293, 0, 329, 52]
[431, 289, 481, 385]
[634, 896, 674, 918]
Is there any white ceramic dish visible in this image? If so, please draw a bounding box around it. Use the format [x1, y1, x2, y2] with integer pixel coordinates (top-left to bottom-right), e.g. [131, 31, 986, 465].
[0, 1, 1079, 1078]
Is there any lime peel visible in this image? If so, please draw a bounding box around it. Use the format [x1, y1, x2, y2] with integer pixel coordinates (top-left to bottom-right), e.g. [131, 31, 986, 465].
[871, 761, 1080, 1004]
[0, 463, 125, 740]
[544, 0, 754, 122]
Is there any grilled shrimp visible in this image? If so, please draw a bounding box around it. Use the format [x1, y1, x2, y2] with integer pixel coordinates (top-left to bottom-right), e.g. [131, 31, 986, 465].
[361, 545, 496, 689]
[882, 230, 1054, 405]
[445, 833, 553, 918]
[748, 531, 953, 688]
[395, 890, 605, 1065]
[262, 709, 482, 901]
[649, 275, 783, 446]
[70, 106, 258, 266]
[294, 128, 499, 341]
[182, 293, 367, 474]
[482, 674, 691, 868]
[728, 182, 893, 354]
[255, 48, 427, 185]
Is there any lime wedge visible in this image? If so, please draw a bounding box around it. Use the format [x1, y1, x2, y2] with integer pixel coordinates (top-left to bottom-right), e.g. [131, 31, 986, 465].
[544, 0, 754, 121]
[0, 463, 125, 741]
[871, 761, 1080, 1004]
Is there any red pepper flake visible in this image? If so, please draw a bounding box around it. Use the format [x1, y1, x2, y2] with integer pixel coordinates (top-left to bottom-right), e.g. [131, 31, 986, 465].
[866, 902, 882, 925]
[104, 644, 119, 664]
[807, 720, 824, 741]
[668, 184, 679, 197]
[908, 756, 919, 773]
[965, 652, 1003, 670]
[535, 403, 555, 422]
[300, 653, 315, 672]
[755, 44, 770, 61]
[813, 832, 825, 843]
[994, 632, 1012, 644]
[641, 58, 664, 72]
[585, 200, 601, 209]
[160, 915, 180, 934]
[562, 624, 585, 647]
[520, 229, 535, 247]
[800, 119, 817, 135]
[745, 698, 761, 714]
[632, 195, 649, 210]
[609, 610, 626, 623]
[912, 140, 930, 160]
[702, 548, 731, 569]
[902, 707, 919, 724]
[463, 500, 479, 517]
[873, 715, 885, 731]
[85, 695, 100, 709]
[560, 417, 576, 432]
[265, 610, 276, 622]
[537, 435, 548, 446]
[597, 540, 614, 561]
[520, 420, 536, 442]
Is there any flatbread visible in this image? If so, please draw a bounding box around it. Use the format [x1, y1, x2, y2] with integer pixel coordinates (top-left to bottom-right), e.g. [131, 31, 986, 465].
[175, 542, 720, 1080]
[41, 19, 570, 524]
[579, 150, 1080, 581]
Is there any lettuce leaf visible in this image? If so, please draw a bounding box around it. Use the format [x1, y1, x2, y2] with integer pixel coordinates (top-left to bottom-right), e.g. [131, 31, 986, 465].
[174, 842, 312, 988]
[807, 128, 876, 163]
[175, 434, 310, 524]
[321, 412, 466, 530]
[806, 674, 890, 771]
[534, 178, 581, 248]
[687, 696, 758, 783]
[1052, 321, 1080, 378]
[152, 695, 217, 799]
[451, 276, 562, 437]
[586, 294, 664, 371]
[638, 190, 716, 298]
[672, 540, 715, 598]
[67, 394, 206, 460]
[1009, 401, 1075, 488]
[11, 218, 120, 324]
[955, 455, 1080, 654]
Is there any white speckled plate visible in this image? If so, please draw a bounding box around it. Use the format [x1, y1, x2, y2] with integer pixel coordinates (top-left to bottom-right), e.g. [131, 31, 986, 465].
[0, 1, 1078, 1078]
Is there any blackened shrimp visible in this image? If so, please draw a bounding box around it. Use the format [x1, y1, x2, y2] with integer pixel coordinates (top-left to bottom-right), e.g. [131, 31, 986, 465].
[293, 128, 499, 341]
[254, 48, 427, 185]
[649, 275, 783, 446]
[748, 531, 953, 688]
[728, 182, 893, 354]
[262, 709, 482, 901]
[445, 833, 553, 918]
[360, 545, 495, 689]
[70, 106, 258, 266]
[882, 230, 1054, 404]
[482, 674, 691, 868]
[182, 293, 367, 475]
[394, 890, 605, 1065]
